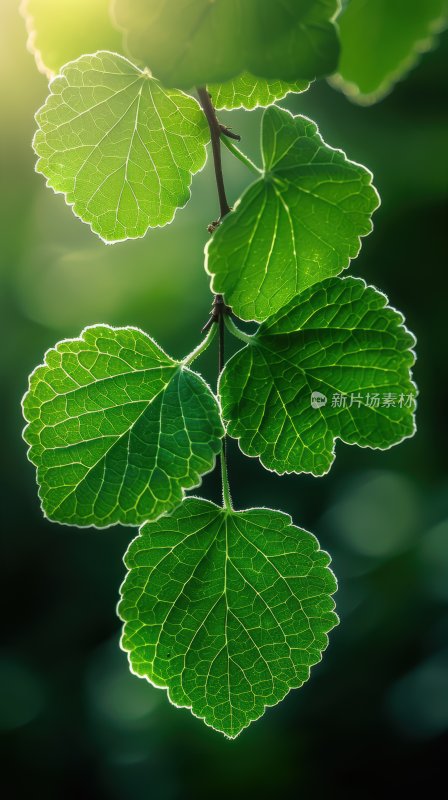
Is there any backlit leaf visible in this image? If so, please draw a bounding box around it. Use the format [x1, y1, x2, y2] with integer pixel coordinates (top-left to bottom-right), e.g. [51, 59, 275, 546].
[208, 72, 309, 111]
[33, 52, 210, 242]
[23, 325, 224, 528]
[120, 497, 338, 737]
[206, 106, 379, 322]
[219, 277, 417, 476]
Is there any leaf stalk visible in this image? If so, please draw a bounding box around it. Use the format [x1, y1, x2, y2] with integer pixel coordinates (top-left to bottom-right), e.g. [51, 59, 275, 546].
[224, 315, 254, 345]
[220, 440, 233, 511]
[220, 135, 262, 175]
[182, 324, 217, 366]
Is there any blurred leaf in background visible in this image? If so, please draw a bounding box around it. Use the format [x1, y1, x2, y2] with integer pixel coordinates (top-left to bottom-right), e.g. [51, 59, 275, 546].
[333, 0, 448, 103]
[21, 0, 122, 76]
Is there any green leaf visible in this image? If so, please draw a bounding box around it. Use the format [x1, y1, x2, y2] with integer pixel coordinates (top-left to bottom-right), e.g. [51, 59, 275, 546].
[22, 325, 224, 528]
[208, 72, 309, 111]
[33, 52, 210, 243]
[119, 497, 338, 738]
[206, 106, 380, 322]
[333, 0, 448, 104]
[219, 277, 417, 476]
[112, 0, 340, 89]
[20, 0, 123, 77]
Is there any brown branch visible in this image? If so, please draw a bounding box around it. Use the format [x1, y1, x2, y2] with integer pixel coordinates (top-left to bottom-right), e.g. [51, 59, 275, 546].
[197, 87, 233, 333]
[197, 88, 232, 222]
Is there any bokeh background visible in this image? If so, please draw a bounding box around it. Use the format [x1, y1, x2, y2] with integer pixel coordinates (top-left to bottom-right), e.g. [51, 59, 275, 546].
[2, 1, 448, 796]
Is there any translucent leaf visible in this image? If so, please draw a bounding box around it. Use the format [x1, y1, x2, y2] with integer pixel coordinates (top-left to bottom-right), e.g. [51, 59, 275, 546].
[208, 72, 309, 111]
[112, 0, 340, 89]
[333, 0, 448, 104]
[219, 277, 417, 476]
[22, 326, 224, 528]
[20, 0, 123, 78]
[206, 106, 380, 322]
[33, 52, 210, 243]
[119, 497, 338, 737]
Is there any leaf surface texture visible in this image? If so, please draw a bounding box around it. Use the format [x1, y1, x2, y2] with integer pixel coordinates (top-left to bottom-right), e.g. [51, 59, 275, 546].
[34, 52, 209, 242]
[206, 107, 379, 322]
[23, 326, 224, 527]
[208, 72, 308, 111]
[219, 277, 416, 475]
[120, 497, 338, 737]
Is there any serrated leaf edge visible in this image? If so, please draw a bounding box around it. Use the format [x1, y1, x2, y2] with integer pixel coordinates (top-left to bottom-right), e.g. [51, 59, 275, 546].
[32, 51, 210, 245]
[117, 496, 339, 739]
[204, 107, 381, 323]
[21, 324, 224, 530]
[218, 276, 418, 477]
[208, 79, 310, 112]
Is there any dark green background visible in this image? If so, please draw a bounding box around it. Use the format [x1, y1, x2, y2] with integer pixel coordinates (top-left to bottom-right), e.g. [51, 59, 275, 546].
[1, 2, 447, 796]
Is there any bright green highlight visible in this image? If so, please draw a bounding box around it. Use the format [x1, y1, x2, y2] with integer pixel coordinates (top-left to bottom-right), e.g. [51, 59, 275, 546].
[335, 0, 448, 104]
[112, 0, 340, 89]
[219, 277, 417, 476]
[206, 106, 380, 322]
[21, 0, 123, 77]
[33, 52, 210, 242]
[208, 72, 309, 111]
[22, 325, 224, 528]
[119, 497, 338, 738]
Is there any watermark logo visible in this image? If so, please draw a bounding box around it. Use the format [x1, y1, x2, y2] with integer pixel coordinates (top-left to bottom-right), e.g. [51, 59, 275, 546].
[311, 391, 328, 409]
[330, 392, 416, 408]
[310, 390, 416, 409]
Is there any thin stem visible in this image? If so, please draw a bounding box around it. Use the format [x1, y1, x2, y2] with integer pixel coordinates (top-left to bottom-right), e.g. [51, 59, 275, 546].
[197, 86, 235, 511]
[220, 135, 262, 176]
[197, 88, 231, 219]
[182, 324, 217, 367]
[218, 307, 232, 510]
[224, 315, 254, 345]
[220, 441, 233, 511]
[218, 300, 225, 374]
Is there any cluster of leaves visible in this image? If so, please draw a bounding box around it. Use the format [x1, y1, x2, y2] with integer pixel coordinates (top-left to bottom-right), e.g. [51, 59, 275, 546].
[20, 0, 432, 737]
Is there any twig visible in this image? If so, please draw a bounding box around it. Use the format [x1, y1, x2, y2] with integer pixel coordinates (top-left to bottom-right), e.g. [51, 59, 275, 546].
[197, 88, 232, 222]
[197, 87, 235, 506]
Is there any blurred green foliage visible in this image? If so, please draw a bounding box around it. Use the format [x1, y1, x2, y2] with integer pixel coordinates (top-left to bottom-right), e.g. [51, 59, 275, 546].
[1, 0, 448, 796]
